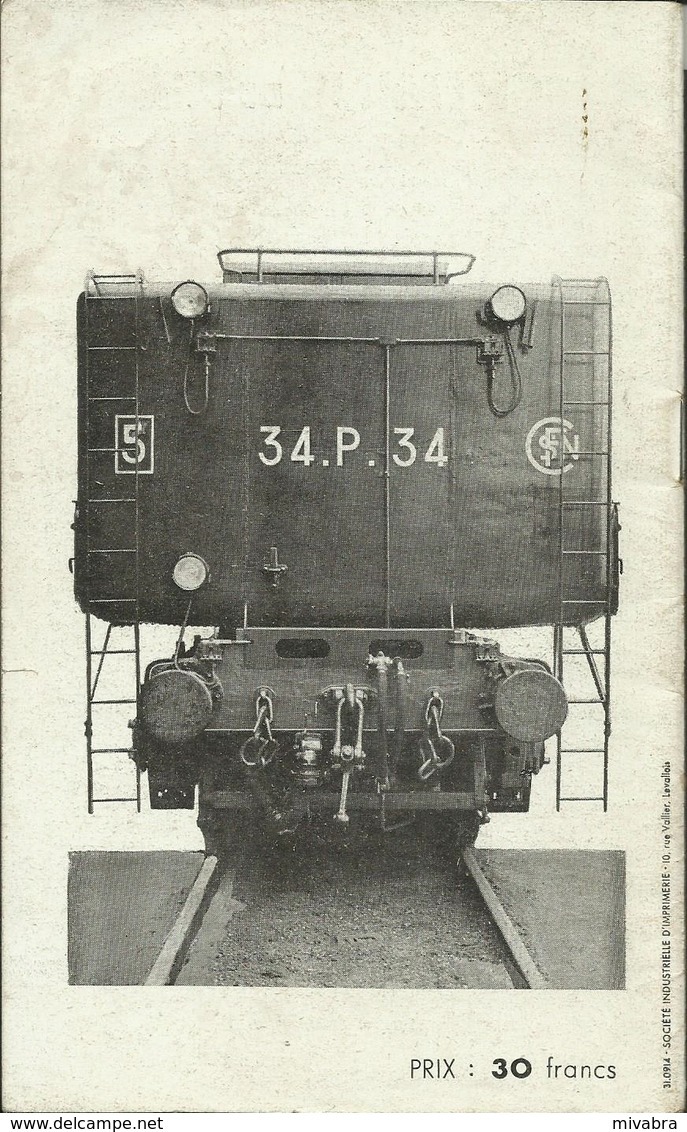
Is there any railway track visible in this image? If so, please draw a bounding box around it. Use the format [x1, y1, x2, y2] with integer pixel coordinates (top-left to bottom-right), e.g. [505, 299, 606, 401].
[144, 823, 547, 989]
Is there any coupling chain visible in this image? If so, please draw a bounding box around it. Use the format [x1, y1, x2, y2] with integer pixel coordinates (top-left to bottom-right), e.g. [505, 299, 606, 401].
[239, 689, 279, 768]
[417, 692, 456, 781]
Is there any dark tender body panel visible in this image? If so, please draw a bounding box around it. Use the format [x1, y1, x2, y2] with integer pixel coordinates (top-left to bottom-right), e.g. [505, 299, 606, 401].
[75, 277, 616, 629]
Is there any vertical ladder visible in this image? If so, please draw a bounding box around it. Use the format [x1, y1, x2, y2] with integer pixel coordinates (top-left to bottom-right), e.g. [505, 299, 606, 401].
[553, 277, 614, 811]
[83, 271, 144, 812]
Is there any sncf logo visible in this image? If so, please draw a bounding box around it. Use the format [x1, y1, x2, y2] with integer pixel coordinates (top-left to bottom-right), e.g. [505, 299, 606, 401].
[526, 417, 580, 475]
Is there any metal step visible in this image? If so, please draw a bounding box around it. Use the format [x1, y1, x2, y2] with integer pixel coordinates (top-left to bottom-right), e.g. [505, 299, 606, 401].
[92, 797, 139, 804]
[558, 796, 605, 803]
[561, 500, 611, 506]
[561, 600, 612, 606]
[89, 649, 137, 656]
[90, 747, 134, 754]
[562, 648, 606, 655]
[560, 748, 605, 754]
[88, 597, 137, 604]
[91, 699, 137, 706]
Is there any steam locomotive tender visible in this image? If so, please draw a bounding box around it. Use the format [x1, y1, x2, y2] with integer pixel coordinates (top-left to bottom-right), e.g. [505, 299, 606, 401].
[75, 250, 620, 849]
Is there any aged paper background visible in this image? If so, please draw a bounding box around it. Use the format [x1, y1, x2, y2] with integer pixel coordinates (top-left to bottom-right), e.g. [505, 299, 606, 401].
[2, 0, 683, 1113]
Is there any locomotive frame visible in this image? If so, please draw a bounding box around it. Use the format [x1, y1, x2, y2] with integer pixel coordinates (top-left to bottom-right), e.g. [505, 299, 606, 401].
[74, 249, 619, 847]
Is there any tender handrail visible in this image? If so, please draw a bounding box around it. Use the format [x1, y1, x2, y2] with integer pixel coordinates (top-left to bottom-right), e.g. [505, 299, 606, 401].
[217, 248, 475, 284]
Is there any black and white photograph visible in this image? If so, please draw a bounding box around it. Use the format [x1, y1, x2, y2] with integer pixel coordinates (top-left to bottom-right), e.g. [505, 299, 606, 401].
[67, 253, 625, 994]
[2, 0, 683, 1115]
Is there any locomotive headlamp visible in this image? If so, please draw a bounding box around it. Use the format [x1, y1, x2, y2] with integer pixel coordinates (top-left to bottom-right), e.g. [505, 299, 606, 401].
[173, 552, 209, 591]
[171, 280, 209, 319]
[488, 285, 526, 325]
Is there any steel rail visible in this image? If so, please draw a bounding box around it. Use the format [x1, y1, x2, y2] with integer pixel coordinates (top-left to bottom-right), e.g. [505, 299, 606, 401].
[461, 847, 547, 989]
[144, 855, 221, 986]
